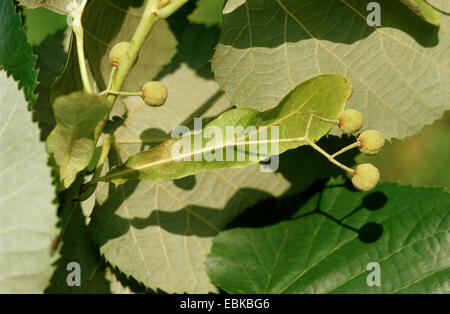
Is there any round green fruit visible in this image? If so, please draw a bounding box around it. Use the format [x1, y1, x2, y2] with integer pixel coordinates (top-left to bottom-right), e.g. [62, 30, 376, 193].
[141, 81, 168, 107]
[338, 109, 363, 134]
[351, 163, 380, 191]
[109, 42, 130, 67]
[357, 130, 385, 155]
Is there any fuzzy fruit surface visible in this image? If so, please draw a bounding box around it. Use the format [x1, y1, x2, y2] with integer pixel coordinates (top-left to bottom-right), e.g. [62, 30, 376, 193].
[358, 130, 385, 155]
[142, 81, 168, 107]
[352, 163, 380, 191]
[109, 42, 130, 67]
[339, 109, 363, 134]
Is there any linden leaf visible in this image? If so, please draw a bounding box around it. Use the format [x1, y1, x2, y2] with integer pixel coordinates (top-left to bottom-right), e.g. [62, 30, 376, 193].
[212, 0, 450, 139]
[46, 92, 110, 188]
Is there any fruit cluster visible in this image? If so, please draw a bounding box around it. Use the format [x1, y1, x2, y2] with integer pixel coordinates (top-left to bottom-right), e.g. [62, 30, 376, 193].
[338, 109, 385, 191]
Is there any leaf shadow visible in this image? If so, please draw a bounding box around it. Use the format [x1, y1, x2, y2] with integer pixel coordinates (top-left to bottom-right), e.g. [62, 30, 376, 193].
[225, 180, 387, 244]
[222, 0, 439, 50]
[155, 22, 222, 80]
[90, 181, 275, 246]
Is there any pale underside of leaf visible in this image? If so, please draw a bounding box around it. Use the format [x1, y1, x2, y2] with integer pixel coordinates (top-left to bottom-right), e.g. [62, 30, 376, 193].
[212, 0, 450, 140]
[0, 71, 58, 293]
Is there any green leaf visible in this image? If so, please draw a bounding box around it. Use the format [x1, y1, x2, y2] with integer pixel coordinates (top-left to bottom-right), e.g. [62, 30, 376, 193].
[206, 179, 450, 293]
[46, 92, 110, 188]
[89, 23, 297, 293]
[0, 71, 58, 293]
[398, 0, 440, 26]
[213, 0, 450, 140]
[100, 74, 352, 183]
[22, 7, 68, 45]
[0, 0, 38, 106]
[188, 0, 224, 26]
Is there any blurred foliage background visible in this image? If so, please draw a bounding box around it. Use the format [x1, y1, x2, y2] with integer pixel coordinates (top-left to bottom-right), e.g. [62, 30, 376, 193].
[22, 5, 449, 189]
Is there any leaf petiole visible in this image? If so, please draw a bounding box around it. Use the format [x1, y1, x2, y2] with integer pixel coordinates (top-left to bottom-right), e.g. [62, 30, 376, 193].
[72, 0, 92, 94]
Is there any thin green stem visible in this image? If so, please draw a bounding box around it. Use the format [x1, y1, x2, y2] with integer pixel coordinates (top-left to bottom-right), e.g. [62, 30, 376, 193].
[73, 26, 92, 93]
[331, 141, 360, 158]
[305, 138, 354, 174]
[106, 66, 117, 91]
[301, 112, 353, 173]
[85, 135, 111, 187]
[157, 0, 190, 18]
[72, 0, 92, 94]
[91, 135, 111, 181]
[311, 114, 339, 124]
[100, 90, 141, 97]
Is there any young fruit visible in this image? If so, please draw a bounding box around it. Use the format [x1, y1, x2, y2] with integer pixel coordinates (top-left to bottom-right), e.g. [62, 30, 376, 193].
[109, 42, 130, 67]
[351, 163, 380, 191]
[357, 130, 385, 155]
[141, 81, 168, 107]
[338, 109, 363, 134]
